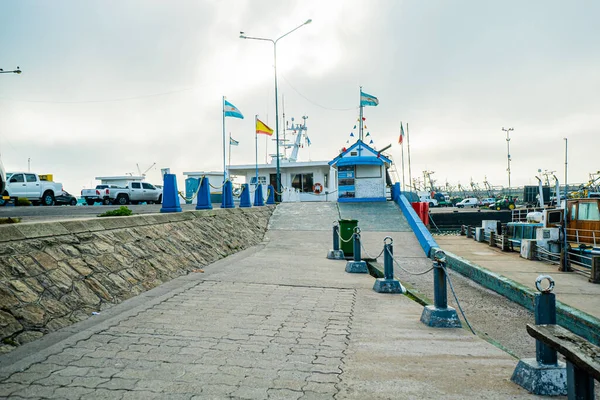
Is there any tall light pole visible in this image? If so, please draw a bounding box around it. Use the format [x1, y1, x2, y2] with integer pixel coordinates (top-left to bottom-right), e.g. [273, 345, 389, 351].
[0, 67, 21, 75]
[240, 19, 312, 202]
[502, 127, 514, 196]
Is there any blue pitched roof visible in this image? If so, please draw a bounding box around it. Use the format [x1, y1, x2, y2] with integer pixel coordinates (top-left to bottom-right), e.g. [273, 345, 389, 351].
[329, 140, 391, 167]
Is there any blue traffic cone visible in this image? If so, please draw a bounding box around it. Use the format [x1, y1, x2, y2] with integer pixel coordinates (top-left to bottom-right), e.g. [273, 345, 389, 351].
[254, 184, 265, 207]
[239, 183, 252, 208]
[220, 180, 234, 209]
[160, 173, 182, 213]
[266, 185, 275, 205]
[195, 176, 212, 210]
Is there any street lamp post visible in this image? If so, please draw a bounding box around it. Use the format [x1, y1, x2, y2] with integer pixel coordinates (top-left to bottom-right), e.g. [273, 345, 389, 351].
[502, 127, 514, 196]
[240, 20, 312, 202]
[0, 67, 21, 75]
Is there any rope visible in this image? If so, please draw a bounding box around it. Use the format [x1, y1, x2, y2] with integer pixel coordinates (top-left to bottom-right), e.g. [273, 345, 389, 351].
[209, 179, 229, 190]
[337, 229, 355, 244]
[442, 265, 476, 335]
[178, 176, 204, 202]
[386, 247, 435, 275]
[232, 185, 245, 198]
[264, 187, 271, 202]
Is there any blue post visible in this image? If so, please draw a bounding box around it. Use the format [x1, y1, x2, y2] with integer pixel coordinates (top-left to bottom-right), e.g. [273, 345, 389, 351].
[535, 291, 558, 364]
[254, 184, 265, 207]
[266, 185, 275, 205]
[239, 184, 252, 208]
[195, 177, 212, 210]
[220, 180, 234, 209]
[420, 250, 462, 328]
[391, 182, 400, 201]
[333, 225, 340, 251]
[160, 173, 182, 213]
[327, 222, 345, 260]
[511, 275, 566, 395]
[373, 237, 405, 293]
[345, 227, 368, 273]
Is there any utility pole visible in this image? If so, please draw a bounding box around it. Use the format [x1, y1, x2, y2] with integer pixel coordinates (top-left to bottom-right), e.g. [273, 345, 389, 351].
[502, 127, 514, 196]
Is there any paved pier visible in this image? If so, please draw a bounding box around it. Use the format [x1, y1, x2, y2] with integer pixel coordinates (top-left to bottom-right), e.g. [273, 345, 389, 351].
[436, 235, 600, 320]
[0, 203, 539, 399]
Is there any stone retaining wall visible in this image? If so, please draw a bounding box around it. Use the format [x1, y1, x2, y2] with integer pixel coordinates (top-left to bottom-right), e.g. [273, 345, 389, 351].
[0, 206, 274, 353]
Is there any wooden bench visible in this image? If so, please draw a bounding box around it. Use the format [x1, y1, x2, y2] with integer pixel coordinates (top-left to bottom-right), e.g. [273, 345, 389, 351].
[526, 323, 600, 399]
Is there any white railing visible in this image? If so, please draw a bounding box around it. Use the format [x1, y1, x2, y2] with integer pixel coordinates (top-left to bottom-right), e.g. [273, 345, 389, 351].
[566, 228, 599, 247]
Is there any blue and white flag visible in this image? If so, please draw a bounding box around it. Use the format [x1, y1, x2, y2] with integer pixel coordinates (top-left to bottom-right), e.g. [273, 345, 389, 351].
[360, 90, 379, 107]
[230, 137, 239, 146]
[306, 136, 311, 146]
[224, 100, 244, 119]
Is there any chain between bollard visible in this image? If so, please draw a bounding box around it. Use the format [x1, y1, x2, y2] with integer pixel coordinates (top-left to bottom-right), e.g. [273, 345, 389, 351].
[440, 263, 476, 335]
[178, 176, 204, 202]
[385, 246, 435, 276]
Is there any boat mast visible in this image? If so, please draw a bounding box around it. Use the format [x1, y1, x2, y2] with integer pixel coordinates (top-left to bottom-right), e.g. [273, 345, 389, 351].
[359, 86, 364, 142]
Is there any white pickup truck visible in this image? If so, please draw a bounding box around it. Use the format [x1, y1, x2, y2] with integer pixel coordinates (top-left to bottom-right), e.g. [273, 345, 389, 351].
[81, 185, 122, 206]
[4, 172, 64, 206]
[106, 181, 162, 205]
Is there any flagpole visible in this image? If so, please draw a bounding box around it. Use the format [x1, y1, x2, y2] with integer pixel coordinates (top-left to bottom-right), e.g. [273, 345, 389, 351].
[222, 96, 226, 183]
[228, 132, 232, 174]
[359, 86, 364, 141]
[255, 115, 259, 187]
[407, 122, 413, 193]
[401, 122, 406, 193]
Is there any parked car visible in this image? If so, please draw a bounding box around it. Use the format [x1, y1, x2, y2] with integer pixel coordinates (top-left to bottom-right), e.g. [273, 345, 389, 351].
[81, 185, 121, 206]
[55, 191, 78, 206]
[106, 181, 162, 205]
[417, 191, 438, 207]
[456, 198, 479, 208]
[4, 172, 64, 206]
[0, 159, 6, 199]
[478, 197, 496, 207]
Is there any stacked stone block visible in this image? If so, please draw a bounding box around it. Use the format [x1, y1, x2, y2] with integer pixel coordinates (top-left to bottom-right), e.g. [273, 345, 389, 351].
[0, 207, 274, 353]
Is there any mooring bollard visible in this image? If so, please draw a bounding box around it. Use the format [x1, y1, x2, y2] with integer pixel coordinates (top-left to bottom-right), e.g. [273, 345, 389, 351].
[327, 221, 345, 260]
[466, 225, 472, 238]
[160, 173, 182, 213]
[420, 250, 462, 328]
[220, 180, 234, 209]
[511, 275, 566, 396]
[239, 184, 252, 208]
[345, 227, 368, 273]
[253, 183, 265, 207]
[266, 185, 275, 205]
[373, 237, 405, 293]
[489, 231, 496, 247]
[195, 177, 212, 210]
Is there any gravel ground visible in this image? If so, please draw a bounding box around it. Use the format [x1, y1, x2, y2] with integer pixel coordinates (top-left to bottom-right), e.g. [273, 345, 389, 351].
[380, 257, 537, 359]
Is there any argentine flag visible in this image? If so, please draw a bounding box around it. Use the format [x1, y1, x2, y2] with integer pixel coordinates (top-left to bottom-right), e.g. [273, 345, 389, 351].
[360, 91, 379, 107]
[224, 100, 244, 119]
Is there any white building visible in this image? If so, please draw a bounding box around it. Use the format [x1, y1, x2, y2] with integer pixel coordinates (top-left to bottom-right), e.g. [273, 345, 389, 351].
[328, 140, 391, 203]
[228, 160, 337, 202]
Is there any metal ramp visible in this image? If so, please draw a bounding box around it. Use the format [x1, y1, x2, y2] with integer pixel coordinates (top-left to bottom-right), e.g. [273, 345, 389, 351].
[338, 202, 412, 232]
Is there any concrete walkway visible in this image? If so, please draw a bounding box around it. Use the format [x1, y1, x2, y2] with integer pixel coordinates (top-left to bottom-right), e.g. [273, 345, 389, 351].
[436, 235, 600, 320]
[0, 203, 540, 399]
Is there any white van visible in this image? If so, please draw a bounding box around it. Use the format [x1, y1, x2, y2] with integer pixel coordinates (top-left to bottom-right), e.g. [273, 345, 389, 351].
[456, 198, 479, 208]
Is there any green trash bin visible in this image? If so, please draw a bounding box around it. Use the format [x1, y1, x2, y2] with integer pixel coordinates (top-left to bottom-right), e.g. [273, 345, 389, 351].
[339, 219, 358, 257]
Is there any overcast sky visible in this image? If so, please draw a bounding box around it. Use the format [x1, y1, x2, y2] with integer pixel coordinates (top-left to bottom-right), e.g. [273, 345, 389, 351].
[0, 0, 598, 194]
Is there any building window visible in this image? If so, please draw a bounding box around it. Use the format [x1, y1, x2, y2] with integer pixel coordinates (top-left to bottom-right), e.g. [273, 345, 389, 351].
[578, 202, 600, 221]
[250, 176, 267, 185]
[291, 173, 314, 192]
